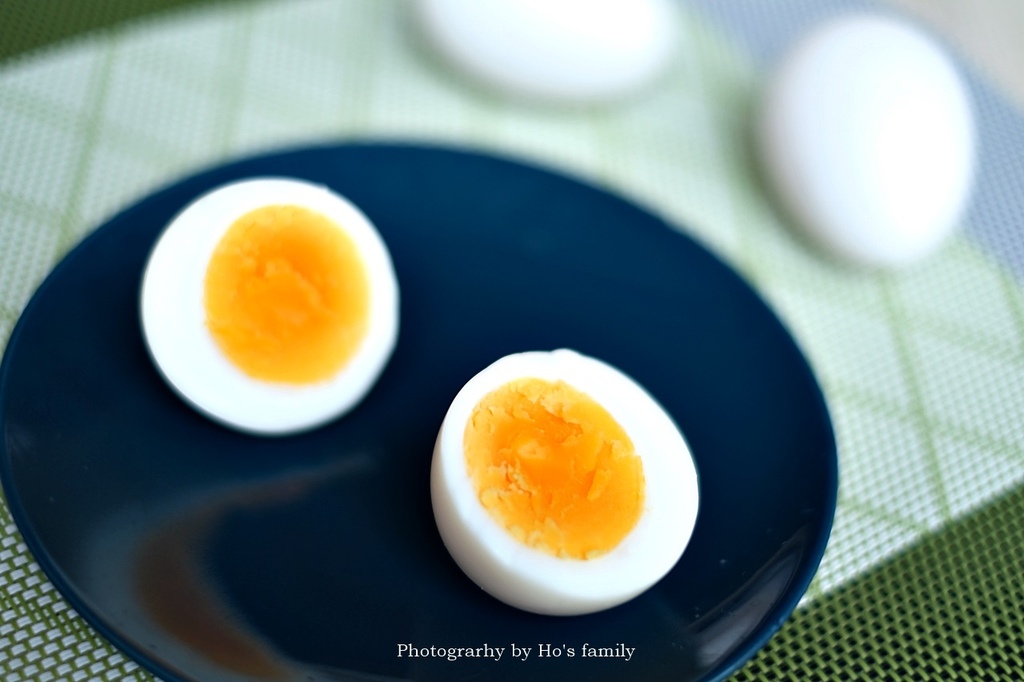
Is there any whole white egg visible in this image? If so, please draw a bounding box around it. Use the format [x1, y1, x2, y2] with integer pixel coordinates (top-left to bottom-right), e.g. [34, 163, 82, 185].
[412, 0, 678, 104]
[431, 349, 699, 616]
[140, 178, 399, 436]
[756, 14, 977, 267]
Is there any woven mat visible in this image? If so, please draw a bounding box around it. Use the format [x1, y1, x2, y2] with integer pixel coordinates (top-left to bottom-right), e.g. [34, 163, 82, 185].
[2, 1, 1023, 679]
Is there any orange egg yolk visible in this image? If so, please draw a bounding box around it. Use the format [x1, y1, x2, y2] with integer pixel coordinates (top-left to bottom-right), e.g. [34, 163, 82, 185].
[203, 204, 369, 384]
[464, 378, 645, 559]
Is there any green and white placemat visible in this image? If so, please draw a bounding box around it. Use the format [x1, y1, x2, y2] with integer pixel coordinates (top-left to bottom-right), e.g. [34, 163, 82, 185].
[2, 1, 1023, 679]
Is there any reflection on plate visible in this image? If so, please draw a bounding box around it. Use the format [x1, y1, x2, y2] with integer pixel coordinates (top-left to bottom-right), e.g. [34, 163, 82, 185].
[0, 143, 837, 682]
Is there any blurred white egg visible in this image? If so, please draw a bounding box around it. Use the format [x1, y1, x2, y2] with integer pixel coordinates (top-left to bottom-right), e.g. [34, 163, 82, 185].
[431, 349, 699, 616]
[140, 178, 399, 436]
[757, 14, 977, 267]
[413, 0, 678, 104]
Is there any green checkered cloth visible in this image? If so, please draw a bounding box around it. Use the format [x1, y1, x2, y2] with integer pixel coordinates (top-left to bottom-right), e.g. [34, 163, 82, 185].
[2, 1, 1023, 679]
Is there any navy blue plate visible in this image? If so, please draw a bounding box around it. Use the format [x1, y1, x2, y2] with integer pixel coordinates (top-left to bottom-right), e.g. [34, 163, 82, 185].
[0, 143, 836, 682]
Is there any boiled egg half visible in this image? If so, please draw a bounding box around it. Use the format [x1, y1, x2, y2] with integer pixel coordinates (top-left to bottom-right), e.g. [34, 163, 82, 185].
[140, 177, 399, 436]
[431, 349, 699, 616]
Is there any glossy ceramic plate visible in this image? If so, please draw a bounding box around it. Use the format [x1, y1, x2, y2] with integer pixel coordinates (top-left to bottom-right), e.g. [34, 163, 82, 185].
[0, 143, 837, 682]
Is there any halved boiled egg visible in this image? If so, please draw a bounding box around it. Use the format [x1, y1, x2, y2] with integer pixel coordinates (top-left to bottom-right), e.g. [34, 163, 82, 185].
[431, 349, 699, 616]
[140, 178, 399, 436]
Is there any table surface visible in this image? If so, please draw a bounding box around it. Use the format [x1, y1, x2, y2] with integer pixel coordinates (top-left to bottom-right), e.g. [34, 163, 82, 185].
[1, 1, 1023, 680]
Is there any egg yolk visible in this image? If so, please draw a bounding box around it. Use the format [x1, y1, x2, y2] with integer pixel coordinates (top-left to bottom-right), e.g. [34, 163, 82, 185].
[203, 204, 370, 384]
[464, 378, 645, 559]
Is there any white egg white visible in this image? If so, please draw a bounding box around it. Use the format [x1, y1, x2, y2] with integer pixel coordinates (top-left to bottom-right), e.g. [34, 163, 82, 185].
[139, 177, 399, 436]
[431, 349, 699, 616]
